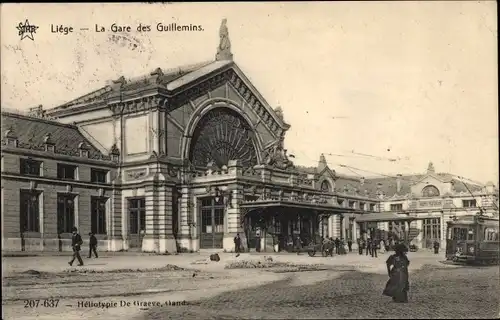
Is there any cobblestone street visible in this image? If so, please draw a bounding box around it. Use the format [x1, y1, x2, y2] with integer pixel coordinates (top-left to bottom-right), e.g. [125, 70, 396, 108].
[143, 263, 499, 319]
[2, 252, 499, 319]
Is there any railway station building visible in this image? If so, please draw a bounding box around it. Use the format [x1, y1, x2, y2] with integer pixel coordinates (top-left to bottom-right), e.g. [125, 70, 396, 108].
[1, 20, 498, 253]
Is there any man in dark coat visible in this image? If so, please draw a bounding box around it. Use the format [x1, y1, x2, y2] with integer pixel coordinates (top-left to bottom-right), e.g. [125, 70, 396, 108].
[366, 238, 372, 256]
[69, 227, 84, 266]
[358, 238, 364, 255]
[347, 239, 353, 253]
[334, 237, 341, 255]
[433, 240, 440, 254]
[371, 239, 378, 257]
[88, 232, 98, 258]
[294, 235, 303, 255]
[234, 233, 242, 254]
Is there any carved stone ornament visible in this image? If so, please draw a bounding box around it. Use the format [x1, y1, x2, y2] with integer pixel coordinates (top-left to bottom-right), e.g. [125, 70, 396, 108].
[263, 135, 294, 170]
[126, 169, 147, 180]
[110, 143, 120, 155]
[168, 167, 178, 178]
[215, 19, 233, 61]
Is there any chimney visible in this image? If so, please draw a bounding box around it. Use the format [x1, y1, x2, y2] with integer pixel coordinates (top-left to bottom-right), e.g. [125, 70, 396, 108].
[396, 174, 402, 193]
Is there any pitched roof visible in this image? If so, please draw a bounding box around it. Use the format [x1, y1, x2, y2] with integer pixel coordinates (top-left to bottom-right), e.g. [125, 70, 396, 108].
[1, 111, 109, 160]
[45, 60, 225, 113]
[295, 162, 487, 197]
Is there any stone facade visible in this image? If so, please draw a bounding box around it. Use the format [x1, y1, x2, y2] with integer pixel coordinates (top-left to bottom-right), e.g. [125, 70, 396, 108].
[2, 20, 497, 253]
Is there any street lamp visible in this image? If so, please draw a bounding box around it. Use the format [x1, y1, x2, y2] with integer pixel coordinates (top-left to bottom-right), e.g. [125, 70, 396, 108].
[214, 186, 221, 203]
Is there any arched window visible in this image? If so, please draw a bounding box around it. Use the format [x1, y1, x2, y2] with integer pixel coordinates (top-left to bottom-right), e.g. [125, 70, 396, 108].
[422, 185, 440, 197]
[320, 180, 331, 192]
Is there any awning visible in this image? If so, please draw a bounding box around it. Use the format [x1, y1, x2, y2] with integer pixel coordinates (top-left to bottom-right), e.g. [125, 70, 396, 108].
[355, 212, 416, 223]
[240, 199, 352, 213]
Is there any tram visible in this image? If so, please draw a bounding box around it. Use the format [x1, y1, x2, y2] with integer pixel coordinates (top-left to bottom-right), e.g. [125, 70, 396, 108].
[445, 213, 499, 265]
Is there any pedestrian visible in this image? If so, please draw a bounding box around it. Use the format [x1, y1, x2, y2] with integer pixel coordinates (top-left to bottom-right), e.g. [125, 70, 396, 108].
[380, 239, 386, 254]
[88, 232, 98, 258]
[372, 239, 378, 258]
[347, 239, 353, 252]
[334, 237, 341, 255]
[68, 227, 84, 266]
[433, 240, 440, 254]
[323, 237, 334, 257]
[295, 235, 303, 255]
[358, 238, 364, 255]
[234, 233, 242, 256]
[366, 238, 372, 256]
[383, 243, 410, 303]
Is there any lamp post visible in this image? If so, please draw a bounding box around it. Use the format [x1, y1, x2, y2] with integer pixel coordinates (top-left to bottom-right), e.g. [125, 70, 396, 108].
[212, 186, 233, 208]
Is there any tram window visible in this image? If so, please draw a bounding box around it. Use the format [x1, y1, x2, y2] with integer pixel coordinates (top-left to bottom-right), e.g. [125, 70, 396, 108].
[467, 228, 474, 241]
[452, 228, 467, 240]
[484, 228, 499, 241]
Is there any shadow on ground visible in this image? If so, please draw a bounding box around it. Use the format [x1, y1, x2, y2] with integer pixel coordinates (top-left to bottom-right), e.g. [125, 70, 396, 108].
[140, 264, 499, 320]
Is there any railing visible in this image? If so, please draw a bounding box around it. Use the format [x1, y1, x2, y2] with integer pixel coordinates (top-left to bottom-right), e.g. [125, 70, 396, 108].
[1, 107, 57, 121]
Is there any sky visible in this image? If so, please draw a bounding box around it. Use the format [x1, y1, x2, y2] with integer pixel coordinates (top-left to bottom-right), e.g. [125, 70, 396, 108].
[1, 2, 498, 184]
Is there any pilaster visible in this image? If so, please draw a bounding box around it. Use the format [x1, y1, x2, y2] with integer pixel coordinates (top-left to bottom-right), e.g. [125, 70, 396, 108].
[330, 214, 341, 238]
[224, 182, 244, 252]
[109, 186, 123, 251]
[141, 175, 176, 253]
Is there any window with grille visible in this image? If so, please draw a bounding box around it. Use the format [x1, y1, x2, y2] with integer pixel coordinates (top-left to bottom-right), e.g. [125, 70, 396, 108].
[484, 228, 499, 241]
[91, 197, 107, 234]
[128, 198, 146, 234]
[20, 190, 40, 232]
[20, 158, 42, 176]
[200, 198, 225, 233]
[422, 218, 441, 242]
[390, 203, 403, 211]
[462, 199, 477, 208]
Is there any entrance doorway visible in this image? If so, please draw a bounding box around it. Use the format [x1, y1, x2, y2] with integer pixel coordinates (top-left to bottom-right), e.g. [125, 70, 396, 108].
[199, 197, 224, 249]
[128, 198, 146, 248]
[422, 218, 441, 248]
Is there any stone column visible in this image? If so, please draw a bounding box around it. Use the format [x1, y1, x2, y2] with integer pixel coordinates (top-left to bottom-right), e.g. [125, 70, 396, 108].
[331, 214, 341, 238]
[440, 213, 447, 249]
[414, 219, 423, 248]
[224, 185, 244, 252]
[109, 185, 123, 251]
[177, 186, 193, 251]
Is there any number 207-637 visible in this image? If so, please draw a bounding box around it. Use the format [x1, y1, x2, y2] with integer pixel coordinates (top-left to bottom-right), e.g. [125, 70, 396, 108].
[24, 299, 60, 308]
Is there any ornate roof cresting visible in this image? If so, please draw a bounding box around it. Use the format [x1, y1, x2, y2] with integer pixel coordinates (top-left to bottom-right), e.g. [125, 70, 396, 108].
[215, 19, 233, 61]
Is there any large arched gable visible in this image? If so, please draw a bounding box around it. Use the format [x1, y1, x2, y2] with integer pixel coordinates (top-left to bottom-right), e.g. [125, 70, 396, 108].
[181, 98, 265, 168]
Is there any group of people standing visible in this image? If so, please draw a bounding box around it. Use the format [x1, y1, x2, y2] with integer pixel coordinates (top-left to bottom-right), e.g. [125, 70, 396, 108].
[68, 227, 99, 267]
[357, 238, 389, 257]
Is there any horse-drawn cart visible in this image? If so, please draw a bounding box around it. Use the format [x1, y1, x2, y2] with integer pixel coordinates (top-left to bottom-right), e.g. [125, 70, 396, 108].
[306, 240, 335, 257]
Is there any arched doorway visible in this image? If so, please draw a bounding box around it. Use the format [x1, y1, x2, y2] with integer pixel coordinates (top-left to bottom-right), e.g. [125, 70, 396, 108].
[188, 108, 258, 169]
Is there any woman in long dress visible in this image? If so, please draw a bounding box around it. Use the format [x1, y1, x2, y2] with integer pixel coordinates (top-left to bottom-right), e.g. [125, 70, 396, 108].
[383, 243, 410, 303]
[380, 240, 386, 254]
